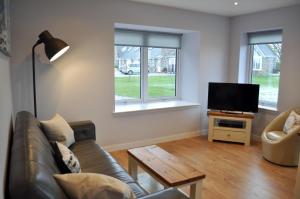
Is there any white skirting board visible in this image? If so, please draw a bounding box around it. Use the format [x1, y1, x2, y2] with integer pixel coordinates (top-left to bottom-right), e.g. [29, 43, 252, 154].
[103, 130, 261, 152]
[103, 130, 207, 152]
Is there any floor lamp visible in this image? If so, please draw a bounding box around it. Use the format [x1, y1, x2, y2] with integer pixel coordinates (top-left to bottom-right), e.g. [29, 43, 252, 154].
[32, 30, 70, 118]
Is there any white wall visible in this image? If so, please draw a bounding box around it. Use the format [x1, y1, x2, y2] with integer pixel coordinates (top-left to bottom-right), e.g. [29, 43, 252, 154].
[10, 0, 229, 147]
[0, 53, 13, 199]
[228, 5, 300, 135]
[181, 32, 229, 130]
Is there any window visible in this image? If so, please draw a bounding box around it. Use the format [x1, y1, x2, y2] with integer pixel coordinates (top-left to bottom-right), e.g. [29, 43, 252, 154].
[114, 29, 182, 103]
[248, 30, 282, 109]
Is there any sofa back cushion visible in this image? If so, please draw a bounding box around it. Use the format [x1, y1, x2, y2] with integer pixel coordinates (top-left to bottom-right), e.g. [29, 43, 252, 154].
[8, 111, 68, 199]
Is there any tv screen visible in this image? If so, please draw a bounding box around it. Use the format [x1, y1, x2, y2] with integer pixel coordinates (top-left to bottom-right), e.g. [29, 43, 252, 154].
[207, 82, 259, 113]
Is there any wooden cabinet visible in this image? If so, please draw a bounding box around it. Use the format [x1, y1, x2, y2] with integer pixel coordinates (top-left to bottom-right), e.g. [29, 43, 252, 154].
[208, 111, 254, 146]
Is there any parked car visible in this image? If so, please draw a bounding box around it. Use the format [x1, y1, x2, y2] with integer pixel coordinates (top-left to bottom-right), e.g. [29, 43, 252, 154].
[120, 63, 140, 75]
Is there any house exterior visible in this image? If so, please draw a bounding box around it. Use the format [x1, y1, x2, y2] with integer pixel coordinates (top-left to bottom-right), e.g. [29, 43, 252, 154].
[252, 44, 280, 76]
[115, 46, 176, 74]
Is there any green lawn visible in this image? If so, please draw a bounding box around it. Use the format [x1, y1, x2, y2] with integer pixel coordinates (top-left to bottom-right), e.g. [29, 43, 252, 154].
[115, 75, 176, 98]
[115, 74, 279, 99]
[252, 75, 280, 88]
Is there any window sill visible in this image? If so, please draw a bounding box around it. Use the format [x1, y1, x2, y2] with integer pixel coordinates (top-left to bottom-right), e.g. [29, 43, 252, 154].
[258, 105, 278, 113]
[113, 100, 200, 116]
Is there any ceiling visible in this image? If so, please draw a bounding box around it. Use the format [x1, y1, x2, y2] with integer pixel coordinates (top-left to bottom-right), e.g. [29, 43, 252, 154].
[129, 0, 300, 16]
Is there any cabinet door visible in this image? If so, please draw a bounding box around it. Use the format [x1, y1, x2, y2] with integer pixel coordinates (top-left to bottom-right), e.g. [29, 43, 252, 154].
[213, 130, 245, 142]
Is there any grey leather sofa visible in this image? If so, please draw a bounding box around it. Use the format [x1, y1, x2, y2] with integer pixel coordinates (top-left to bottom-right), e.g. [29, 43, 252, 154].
[7, 111, 188, 199]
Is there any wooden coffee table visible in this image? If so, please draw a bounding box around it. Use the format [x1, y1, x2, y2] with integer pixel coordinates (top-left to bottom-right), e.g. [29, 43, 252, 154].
[127, 145, 206, 199]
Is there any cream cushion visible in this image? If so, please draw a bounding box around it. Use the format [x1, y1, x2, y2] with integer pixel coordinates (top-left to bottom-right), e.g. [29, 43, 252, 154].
[283, 111, 300, 133]
[41, 114, 75, 147]
[266, 131, 286, 141]
[54, 173, 135, 199]
[286, 125, 300, 134]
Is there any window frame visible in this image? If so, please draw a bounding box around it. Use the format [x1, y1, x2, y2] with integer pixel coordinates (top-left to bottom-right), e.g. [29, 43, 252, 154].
[115, 45, 180, 104]
[247, 42, 282, 109]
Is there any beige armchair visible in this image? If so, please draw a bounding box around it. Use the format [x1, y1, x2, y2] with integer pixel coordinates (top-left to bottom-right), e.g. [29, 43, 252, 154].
[261, 108, 300, 166]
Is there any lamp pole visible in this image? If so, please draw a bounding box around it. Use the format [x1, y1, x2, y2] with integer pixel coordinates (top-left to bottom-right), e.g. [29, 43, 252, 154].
[32, 40, 42, 118]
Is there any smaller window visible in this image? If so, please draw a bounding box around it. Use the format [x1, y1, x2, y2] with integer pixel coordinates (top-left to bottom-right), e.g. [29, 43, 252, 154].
[248, 30, 282, 109]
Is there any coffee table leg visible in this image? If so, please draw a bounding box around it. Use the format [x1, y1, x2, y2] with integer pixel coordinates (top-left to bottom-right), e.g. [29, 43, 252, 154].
[128, 156, 138, 180]
[190, 181, 202, 199]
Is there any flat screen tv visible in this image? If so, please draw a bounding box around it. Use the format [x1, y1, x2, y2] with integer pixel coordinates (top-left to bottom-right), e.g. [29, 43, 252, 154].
[207, 82, 259, 113]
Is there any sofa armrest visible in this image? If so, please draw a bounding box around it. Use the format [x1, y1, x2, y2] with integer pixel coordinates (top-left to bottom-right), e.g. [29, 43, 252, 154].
[69, 121, 96, 142]
[139, 188, 189, 199]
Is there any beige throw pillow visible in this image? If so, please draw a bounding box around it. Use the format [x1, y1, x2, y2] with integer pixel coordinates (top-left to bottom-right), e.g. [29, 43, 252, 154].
[283, 111, 300, 134]
[54, 173, 135, 199]
[41, 114, 75, 147]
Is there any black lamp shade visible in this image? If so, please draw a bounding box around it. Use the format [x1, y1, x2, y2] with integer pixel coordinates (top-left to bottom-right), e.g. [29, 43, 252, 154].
[39, 30, 70, 62]
[32, 30, 69, 118]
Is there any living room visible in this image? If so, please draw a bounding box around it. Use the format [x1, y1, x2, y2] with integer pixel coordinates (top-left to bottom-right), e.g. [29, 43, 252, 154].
[1, 0, 300, 199]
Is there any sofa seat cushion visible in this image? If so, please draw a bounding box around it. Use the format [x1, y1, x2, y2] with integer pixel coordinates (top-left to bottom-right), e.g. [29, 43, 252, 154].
[70, 140, 148, 197]
[266, 131, 286, 141]
[70, 140, 117, 169]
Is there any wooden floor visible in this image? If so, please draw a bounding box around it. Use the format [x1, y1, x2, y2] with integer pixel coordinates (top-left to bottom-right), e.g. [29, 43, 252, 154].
[111, 136, 297, 199]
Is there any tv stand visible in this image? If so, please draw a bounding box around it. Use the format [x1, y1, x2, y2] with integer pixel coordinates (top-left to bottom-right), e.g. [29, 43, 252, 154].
[208, 111, 254, 146]
[219, 110, 242, 115]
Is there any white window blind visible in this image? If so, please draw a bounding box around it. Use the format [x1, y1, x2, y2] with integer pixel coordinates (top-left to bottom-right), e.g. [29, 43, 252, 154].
[115, 29, 182, 49]
[248, 30, 282, 45]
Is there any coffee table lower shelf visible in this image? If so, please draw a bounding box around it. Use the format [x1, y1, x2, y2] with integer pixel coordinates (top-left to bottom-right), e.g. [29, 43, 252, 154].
[127, 145, 205, 199]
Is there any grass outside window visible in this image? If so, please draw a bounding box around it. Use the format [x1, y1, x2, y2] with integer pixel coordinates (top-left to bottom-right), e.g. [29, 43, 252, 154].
[115, 75, 176, 99]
